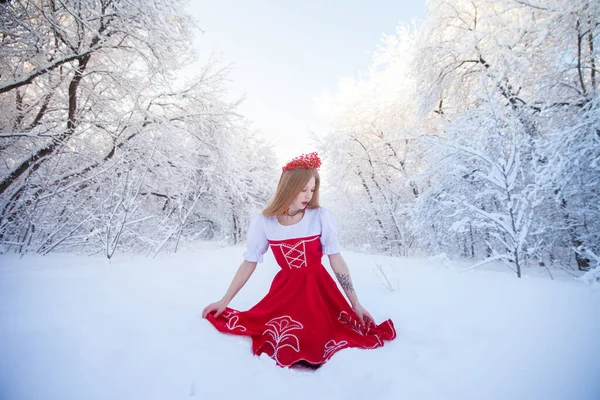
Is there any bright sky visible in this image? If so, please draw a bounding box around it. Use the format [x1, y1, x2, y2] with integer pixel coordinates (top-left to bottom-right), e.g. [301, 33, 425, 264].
[187, 1, 426, 164]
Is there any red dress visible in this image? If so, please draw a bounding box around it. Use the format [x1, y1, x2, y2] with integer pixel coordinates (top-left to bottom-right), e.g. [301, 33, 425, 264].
[206, 209, 396, 368]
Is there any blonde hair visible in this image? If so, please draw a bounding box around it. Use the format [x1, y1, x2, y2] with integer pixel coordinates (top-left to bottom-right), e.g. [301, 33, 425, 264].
[263, 169, 320, 216]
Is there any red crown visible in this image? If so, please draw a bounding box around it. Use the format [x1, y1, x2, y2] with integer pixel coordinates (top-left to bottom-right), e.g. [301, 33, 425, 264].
[282, 152, 322, 171]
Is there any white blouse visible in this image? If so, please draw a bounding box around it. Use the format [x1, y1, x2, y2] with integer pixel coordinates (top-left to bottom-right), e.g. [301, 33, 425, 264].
[243, 207, 341, 263]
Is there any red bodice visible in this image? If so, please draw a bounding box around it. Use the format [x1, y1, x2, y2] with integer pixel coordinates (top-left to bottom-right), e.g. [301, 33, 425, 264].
[267, 234, 323, 271]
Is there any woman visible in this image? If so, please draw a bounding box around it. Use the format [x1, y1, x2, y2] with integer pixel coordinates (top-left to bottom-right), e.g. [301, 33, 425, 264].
[202, 152, 396, 369]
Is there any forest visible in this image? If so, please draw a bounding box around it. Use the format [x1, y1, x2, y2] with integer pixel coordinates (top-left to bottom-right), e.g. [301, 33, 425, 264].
[319, 0, 599, 279]
[1, 0, 598, 279]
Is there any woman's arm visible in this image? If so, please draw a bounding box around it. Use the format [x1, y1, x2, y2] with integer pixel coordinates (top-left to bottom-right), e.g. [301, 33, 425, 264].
[328, 253, 360, 306]
[328, 253, 374, 326]
[202, 260, 257, 318]
[219, 260, 257, 304]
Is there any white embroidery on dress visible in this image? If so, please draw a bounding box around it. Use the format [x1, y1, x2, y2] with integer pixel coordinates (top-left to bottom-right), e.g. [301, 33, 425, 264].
[363, 336, 383, 348]
[271, 236, 320, 269]
[323, 339, 348, 361]
[338, 311, 385, 349]
[387, 320, 397, 340]
[263, 316, 304, 366]
[338, 311, 371, 335]
[222, 310, 247, 332]
[226, 315, 247, 332]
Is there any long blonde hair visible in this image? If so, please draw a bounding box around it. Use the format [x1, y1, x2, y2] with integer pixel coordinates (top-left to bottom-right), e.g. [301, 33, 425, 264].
[263, 169, 320, 216]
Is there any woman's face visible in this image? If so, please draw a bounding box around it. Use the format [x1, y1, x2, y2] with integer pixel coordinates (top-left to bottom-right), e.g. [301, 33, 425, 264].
[290, 176, 316, 211]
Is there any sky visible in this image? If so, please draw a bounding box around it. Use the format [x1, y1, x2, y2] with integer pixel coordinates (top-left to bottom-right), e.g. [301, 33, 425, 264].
[187, 1, 427, 164]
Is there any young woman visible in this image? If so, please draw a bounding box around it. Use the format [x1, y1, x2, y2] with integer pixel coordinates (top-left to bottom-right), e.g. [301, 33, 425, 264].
[202, 152, 396, 369]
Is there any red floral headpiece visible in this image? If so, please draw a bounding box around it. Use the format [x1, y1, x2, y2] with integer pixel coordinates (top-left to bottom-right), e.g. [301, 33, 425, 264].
[282, 152, 322, 171]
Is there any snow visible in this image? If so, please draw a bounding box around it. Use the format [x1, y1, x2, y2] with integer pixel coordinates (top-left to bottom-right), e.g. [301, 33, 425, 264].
[1, 245, 599, 400]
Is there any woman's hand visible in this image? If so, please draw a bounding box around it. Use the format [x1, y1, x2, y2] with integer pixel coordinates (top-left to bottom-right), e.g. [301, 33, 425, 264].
[202, 299, 228, 319]
[353, 303, 375, 327]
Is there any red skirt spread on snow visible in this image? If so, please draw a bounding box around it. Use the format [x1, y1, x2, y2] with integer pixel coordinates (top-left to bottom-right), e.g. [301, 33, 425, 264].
[206, 234, 396, 367]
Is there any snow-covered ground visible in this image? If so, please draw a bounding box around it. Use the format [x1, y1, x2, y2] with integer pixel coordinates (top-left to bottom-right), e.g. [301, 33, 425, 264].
[1, 244, 599, 400]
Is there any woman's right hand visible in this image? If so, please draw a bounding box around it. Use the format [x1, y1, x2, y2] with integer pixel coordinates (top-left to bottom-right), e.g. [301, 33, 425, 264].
[202, 299, 228, 319]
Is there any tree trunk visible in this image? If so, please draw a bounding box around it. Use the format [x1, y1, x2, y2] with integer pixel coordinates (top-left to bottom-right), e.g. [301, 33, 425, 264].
[0, 55, 91, 198]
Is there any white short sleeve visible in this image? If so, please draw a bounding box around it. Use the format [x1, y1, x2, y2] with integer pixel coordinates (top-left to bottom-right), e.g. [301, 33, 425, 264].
[243, 215, 269, 263]
[320, 208, 341, 255]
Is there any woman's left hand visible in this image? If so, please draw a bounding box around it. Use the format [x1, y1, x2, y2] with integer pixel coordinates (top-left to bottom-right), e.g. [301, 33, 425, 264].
[353, 303, 375, 327]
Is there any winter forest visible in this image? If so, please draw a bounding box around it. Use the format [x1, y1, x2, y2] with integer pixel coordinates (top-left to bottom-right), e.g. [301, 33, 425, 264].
[1, 0, 599, 281]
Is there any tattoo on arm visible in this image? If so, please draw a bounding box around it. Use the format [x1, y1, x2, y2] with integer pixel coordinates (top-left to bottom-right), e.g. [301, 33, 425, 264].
[335, 272, 354, 292]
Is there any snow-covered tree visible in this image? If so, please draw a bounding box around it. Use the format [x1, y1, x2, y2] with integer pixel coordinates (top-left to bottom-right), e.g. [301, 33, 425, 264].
[0, 0, 276, 256]
[415, 104, 541, 277]
[318, 25, 425, 256]
[320, 0, 599, 278]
